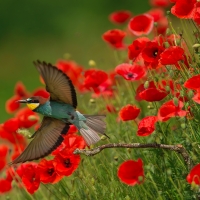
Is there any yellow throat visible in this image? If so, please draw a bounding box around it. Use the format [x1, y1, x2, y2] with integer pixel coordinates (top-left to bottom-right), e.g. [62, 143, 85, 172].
[26, 103, 40, 110]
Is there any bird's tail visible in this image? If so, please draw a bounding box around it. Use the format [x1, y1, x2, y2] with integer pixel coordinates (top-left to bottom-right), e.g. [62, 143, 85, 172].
[79, 115, 108, 146]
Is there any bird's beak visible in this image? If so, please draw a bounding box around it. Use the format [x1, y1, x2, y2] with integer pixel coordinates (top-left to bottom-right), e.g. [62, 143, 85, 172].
[16, 99, 27, 103]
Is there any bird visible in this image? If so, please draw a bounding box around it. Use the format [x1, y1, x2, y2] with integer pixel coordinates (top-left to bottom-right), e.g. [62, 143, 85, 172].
[10, 60, 107, 164]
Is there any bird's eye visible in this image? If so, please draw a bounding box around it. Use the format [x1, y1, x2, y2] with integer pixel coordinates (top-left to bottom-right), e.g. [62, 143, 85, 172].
[27, 99, 33, 103]
[27, 99, 39, 103]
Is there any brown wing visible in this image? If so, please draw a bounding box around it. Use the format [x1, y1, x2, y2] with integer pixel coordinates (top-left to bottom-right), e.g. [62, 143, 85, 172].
[10, 117, 70, 164]
[33, 60, 77, 108]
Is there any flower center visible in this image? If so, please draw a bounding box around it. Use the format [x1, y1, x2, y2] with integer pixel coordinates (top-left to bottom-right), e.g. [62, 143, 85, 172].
[127, 72, 137, 79]
[153, 50, 158, 57]
[64, 158, 72, 168]
[31, 177, 36, 183]
[48, 168, 54, 176]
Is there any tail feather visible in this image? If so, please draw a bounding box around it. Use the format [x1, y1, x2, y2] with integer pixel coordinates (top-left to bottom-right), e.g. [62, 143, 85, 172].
[84, 115, 106, 134]
[80, 128, 100, 146]
[79, 115, 108, 146]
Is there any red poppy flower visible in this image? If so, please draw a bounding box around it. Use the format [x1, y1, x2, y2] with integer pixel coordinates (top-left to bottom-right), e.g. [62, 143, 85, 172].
[52, 134, 86, 155]
[184, 75, 200, 90]
[128, 37, 150, 60]
[119, 104, 140, 121]
[3, 117, 19, 133]
[147, 8, 168, 34]
[106, 104, 117, 113]
[109, 10, 132, 24]
[187, 163, 200, 184]
[137, 116, 158, 136]
[32, 88, 50, 99]
[0, 145, 9, 171]
[142, 41, 164, 62]
[15, 107, 39, 128]
[0, 179, 12, 194]
[5, 167, 15, 182]
[193, 6, 200, 25]
[115, 63, 146, 81]
[148, 8, 165, 22]
[192, 89, 200, 104]
[91, 78, 114, 98]
[159, 46, 184, 65]
[83, 69, 108, 93]
[118, 159, 144, 186]
[64, 134, 86, 150]
[54, 150, 81, 176]
[141, 41, 164, 68]
[150, 0, 171, 7]
[171, 0, 196, 19]
[158, 100, 187, 121]
[102, 29, 126, 49]
[18, 163, 40, 194]
[38, 159, 63, 184]
[0, 123, 26, 146]
[128, 14, 154, 36]
[6, 82, 30, 113]
[6, 95, 21, 113]
[156, 16, 168, 35]
[56, 60, 84, 88]
[67, 125, 78, 135]
[136, 81, 168, 102]
[14, 81, 29, 97]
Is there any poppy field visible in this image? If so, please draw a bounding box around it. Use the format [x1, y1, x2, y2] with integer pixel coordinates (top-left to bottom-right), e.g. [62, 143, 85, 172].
[2, 0, 200, 199]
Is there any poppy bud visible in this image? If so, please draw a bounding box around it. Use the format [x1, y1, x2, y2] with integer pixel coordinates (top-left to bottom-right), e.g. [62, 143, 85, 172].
[114, 156, 118, 161]
[166, 28, 171, 36]
[63, 53, 71, 60]
[173, 97, 179, 107]
[191, 142, 197, 147]
[124, 195, 131, 200]
[166, 169, 172, 176]
[88, 60, 96, 67]
[101, 135, 107, 140]
[169, 70, 174, 78]
[191, 181, 199, 191]
[188, 90, 194, 98]
[144, 81, 149, 89]
[86, 188, 90, 195]
[164, 42, 170, 48]
[192, 44, 200, 53]
[179, 78, 184, 84]
[89, 99, 95, 104]
[176, 39, 181, 45]
[28, 115, 38, 121]
[138, 176, 144, 182]
[181, 123, 186, 129]
[165, 86, 170, 92]
[91, 178, 95, 185]
[191, 154, 197, 162]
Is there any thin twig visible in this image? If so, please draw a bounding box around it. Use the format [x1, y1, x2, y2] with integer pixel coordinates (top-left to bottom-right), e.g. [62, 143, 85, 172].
[74, 143, 193, 170]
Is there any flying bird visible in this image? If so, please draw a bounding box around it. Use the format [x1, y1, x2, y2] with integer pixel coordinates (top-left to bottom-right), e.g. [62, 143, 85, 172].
[11, 60, 107, 164]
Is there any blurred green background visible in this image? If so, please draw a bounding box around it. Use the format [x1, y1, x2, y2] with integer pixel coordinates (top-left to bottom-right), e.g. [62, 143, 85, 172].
[0, 0, 150, 122]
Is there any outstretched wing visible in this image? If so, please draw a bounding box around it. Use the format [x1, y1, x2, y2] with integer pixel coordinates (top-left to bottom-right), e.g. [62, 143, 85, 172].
[10, 117, 69, 164]
[34, 60, 77, 108]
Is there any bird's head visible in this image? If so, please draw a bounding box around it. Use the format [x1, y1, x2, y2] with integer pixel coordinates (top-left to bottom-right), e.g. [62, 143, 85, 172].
[17, 96, 41, 111]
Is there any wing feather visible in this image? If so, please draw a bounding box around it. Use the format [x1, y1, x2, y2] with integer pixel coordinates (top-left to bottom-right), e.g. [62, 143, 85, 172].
[33, 60, 77, 108]
[10, 117, 69, 164]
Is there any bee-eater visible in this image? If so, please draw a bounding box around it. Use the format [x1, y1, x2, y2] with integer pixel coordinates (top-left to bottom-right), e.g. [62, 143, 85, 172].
[11, 60, 107, 164]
